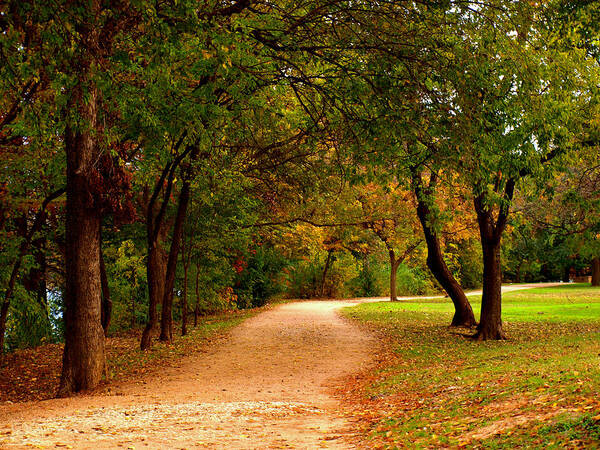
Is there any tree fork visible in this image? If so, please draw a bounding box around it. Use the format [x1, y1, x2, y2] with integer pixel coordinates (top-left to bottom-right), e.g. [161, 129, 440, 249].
[472, 185, 514, 341]
[160, 180, 191, 342]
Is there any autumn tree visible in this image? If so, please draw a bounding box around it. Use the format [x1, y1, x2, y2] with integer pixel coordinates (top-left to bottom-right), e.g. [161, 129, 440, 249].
[425, 2, 597, 339]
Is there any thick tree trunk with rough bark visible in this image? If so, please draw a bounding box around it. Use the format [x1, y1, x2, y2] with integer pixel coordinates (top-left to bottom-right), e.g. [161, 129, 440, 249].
[592, 257, 600, 287]
[413, 174, 476, 327]
[389, 250, 401, 302]
[160, 181, 191, 343]
[58, 76, 106, 396]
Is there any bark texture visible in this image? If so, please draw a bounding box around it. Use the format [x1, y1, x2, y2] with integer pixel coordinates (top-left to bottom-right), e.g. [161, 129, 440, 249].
[476, 231, 505, 340]
[58, 73, 106, 396]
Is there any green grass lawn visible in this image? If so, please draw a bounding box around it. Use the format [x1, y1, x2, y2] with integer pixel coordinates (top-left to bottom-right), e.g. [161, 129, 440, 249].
[342, 284, 600, 449]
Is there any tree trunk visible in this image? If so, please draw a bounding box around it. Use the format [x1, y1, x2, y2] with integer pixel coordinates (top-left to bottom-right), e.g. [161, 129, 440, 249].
[181, 239, 188, 336]
[591, 257, 600, 287]
[141, 237, 166, 350]
[0, 301, 9, 354]
[194, 267, 200, 327]
[563, 265, 571, 283]
[413, 174, 476, 327]
[319, 249, 334, 298]
[160, 181, 191, 343]
[475, 233, 505, 340]
[99, 242, 112, 337]
[140, 150, 186, 349]
[37, 243, 49, 322]
[58, 78, 106, 396]
[131, 284, 136, 328]
[473, 190, 512, 341]
[389, 250, 401, 301]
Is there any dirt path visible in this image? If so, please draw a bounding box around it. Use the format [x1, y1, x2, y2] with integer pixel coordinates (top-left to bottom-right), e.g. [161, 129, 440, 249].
[0, 283, 562, 449]
[0, 300, 377, 449]
[359, 282, 564, 302]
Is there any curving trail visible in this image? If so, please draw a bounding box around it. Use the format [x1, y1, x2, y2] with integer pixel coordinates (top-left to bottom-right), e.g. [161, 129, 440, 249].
[0, 283, 558, 449]
[0, 300, 376, 449]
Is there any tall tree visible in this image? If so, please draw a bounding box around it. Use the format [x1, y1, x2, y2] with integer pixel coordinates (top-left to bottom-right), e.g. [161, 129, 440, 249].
[430, 2, 596, 339]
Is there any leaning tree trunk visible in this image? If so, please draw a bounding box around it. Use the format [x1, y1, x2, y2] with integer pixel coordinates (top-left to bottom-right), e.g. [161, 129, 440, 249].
[591, 257, 600, 287]
[413, 176, 476, 327]
[141, 145, 191, 349]
[389, 250, 401, 302]
[58, 78, 106, 396]
[160, 181, 191, 343]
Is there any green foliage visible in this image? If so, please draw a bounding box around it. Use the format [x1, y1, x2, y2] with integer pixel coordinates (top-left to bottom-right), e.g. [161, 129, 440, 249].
[346, 256, 384, 298]
[394, 264, 436, 297]
[1, 0, 598, 358]
[286, 252, 360, 299]
[453, 239, 484, 290]
[286, 258, 324, 299]
[105, 240, 147, 331]
[233, 246, 289, 308]
[4, 287, 53, 350]
[538, 414, 600, 444]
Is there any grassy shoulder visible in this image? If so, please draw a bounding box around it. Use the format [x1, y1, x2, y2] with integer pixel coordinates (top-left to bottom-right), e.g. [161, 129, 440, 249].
[0, 309, 256, 403]
[341, 284, 600, 449]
